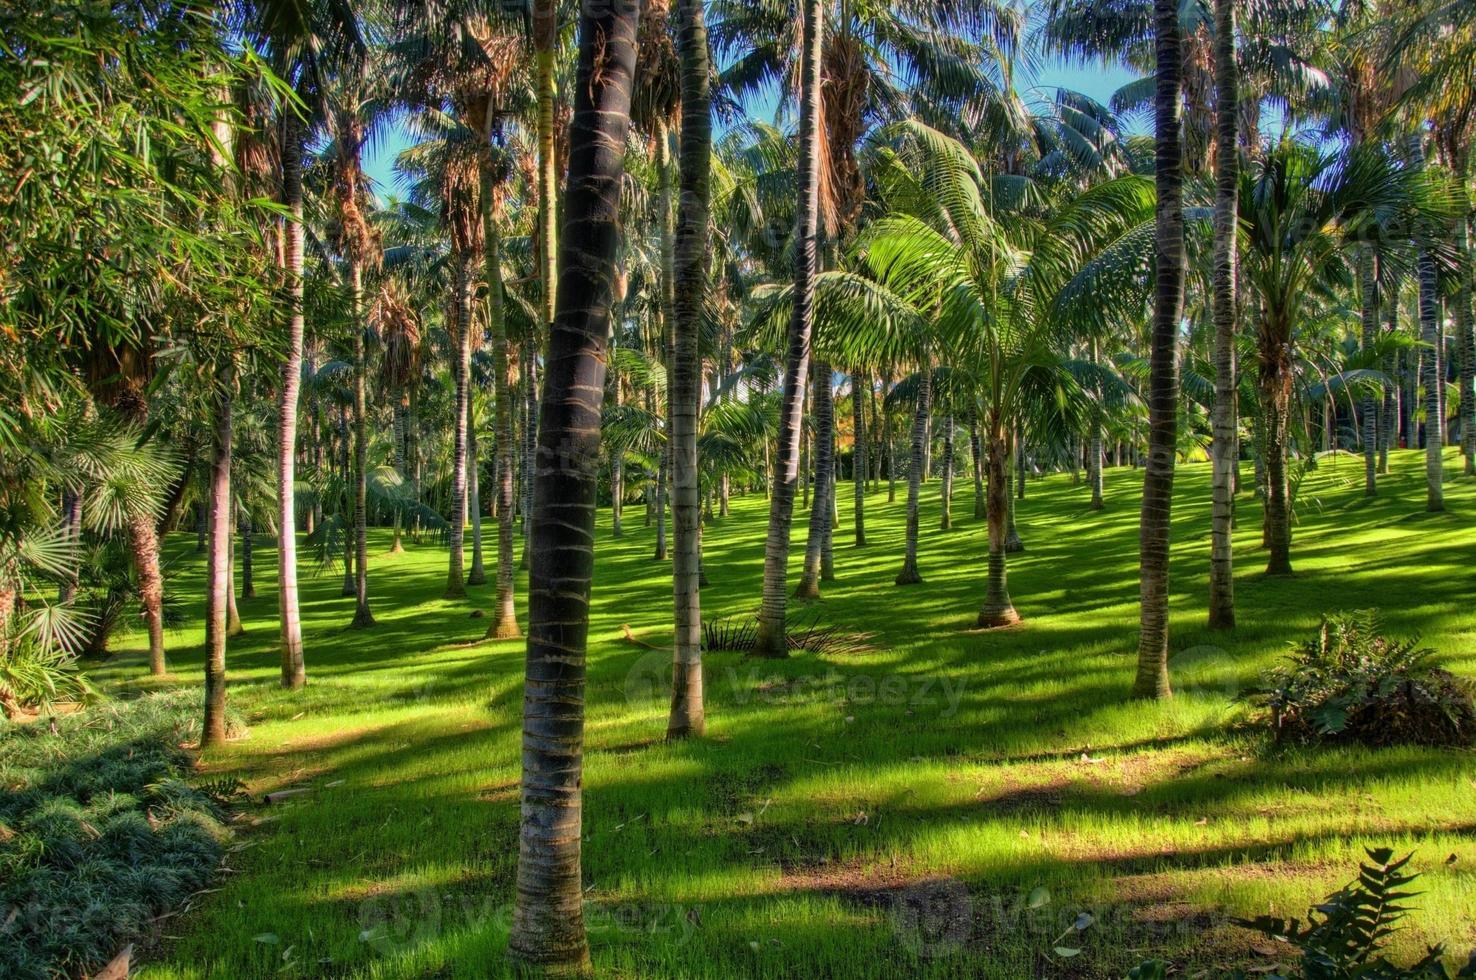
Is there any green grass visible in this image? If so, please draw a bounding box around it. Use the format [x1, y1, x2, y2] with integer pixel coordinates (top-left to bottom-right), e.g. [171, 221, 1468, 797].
[93, 449, 1476, 978]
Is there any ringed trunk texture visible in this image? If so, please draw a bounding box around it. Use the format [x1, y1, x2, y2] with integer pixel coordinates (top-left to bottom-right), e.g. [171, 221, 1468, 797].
[1260, 364, 1294, 575]
[468, 403, 486, 586]
[970, 418, 985, 519]
[508, 0, 637, 971]
[977, 429, 1019, 628]
[797, 363, 834, 598]
[482, 176, 521, 640]
[1133, 0, 1185, 700]
[1359, 246, 1380, 496]
[277, 113, 306, 689]
[753, 0, 820, 658]
[1418, 245, 1444, 511]
[668, 0, 710, 740]
[939, 414, 954, 530]
[202, 365, 233, 748]
[1208, 0, 1239, 630]
[895, 368, 930, 585]
[852, 372, 867, 546]
[445, 254, 473, 598]
[350, 264, 375, 628]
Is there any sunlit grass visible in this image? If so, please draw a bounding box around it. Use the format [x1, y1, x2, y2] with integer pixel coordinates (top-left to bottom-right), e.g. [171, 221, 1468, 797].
[95, 449, 1476, 978]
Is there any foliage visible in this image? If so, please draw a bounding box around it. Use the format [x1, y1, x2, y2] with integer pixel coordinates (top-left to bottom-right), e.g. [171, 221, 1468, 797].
[1244, 611, 1476, 747]
[0, 691, 243, 979]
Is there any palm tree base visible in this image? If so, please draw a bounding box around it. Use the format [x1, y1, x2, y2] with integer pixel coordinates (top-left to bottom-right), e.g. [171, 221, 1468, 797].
[794, 576, 821, 599]
[444, 585, 467, 600]
[894, 566, 923, 586]
[486, 615, 521, 640]
[467, 569, 486, 586]
[976, 605, 1020, 629]
[1005, 538, 1025, 554]
[351, 608, 376, 629]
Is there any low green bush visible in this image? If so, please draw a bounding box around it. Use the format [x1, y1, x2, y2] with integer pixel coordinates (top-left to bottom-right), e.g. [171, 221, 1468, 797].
[0, 690, 242, 979]
[1244, 611, 1476, 747]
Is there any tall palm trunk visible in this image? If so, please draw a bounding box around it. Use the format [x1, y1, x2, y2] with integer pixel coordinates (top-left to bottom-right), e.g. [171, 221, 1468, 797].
[482, 169, 520, 640]
[508, 2, 638, 969]
[350, 265, 375, 628]
[1452, 206, 1475, 476]
[468, 403, 486, 586]
[241, 516, 255, 599]
[1418, 242, 1444, 511]
[1208, 0, 1239, 630]
[202, 363, 234, 748]
[1088, 339, 1105, 510]
[978, 424, 1019, 627]
[797, 364, 834, 598]
[753, 0, 820, 657]
[970, 417, 985, 519]
[895, 367, 930, 585]
[226, 528, 244, 637]
[277, 113, 306, 688]
[1133, 0, 1185, 700]
[1260, 351, 1294, 575]
[668, 0, 710, 740]
[445, 254, 473, 598]
[852, 372, 867, 545]
[939, 414, 954, 530]
[521, 339, 538, 565]
[1359, 246, 1380, 495]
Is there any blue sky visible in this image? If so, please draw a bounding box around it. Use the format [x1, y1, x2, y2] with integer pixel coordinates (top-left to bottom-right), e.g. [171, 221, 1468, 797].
[362, 55, 1141, 196]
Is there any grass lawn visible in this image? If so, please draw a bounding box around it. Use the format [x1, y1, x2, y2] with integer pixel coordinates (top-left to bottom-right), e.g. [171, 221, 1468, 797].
[94, 449, 1476, 978]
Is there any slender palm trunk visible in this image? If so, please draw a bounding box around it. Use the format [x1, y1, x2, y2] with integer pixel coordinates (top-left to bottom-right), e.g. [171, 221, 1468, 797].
[970, 417, 985, 519]
[226, 528, 244, 637]
[1005, 432, 1024, 553]
[241, 516, 255, 599]
[668, 0, 710, 739]
[753, 0, 820, 657]
[1359, 246, 1380, 495]
[939, 414, 954, 530]
[1088, 339, 1105, 510]
[1133, 0, 1185, 699]
[1261, 358, 1294, 575]
[978, 425, 1019, 627]
[446, 254, 473, 598]
[1208, 0, 1239, 630]
[482, 175, 520, 640]
[350, 265, 375, 627]
[468, 404, 486, 586]
[895, 367, 930, 585]
[277, 113, 306, 689]
[797, 364, 834, 597]
[882, 369, 896, 502]
[521, 341, 539, 565]
[1453, 209, 1475, 477]
[202, 364, 233, 748]
[1418, 243, 1444, 511]
[852, 372, 867, 545]
[508, 2, 637, 968]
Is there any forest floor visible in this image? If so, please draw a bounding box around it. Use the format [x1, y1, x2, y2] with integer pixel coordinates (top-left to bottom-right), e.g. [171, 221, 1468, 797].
[95, 449, 1476, 979]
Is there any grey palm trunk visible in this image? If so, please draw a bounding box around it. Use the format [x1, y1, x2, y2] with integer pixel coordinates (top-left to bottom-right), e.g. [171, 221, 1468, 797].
[1134, 0, 1186, 699]
[350, 264, 375, 628]
[1418, 243, 1444, 512]
[1359, 246, 1380, 497]
[481, 172, 520, 640]
[202, 362, 234, 747]
[753, 0, 821, 659]
[507, 0, 638, 970]
[895, 366, 930, 585]
[445, 253, 473, 599]
[277, 112, 306, 688]
[978, 425, 1019, 628]
[852, 371, 867, 546]
[797, 363, 835, 599]
[1208, 0, 1239, 631]
[667, 0, 711, 740]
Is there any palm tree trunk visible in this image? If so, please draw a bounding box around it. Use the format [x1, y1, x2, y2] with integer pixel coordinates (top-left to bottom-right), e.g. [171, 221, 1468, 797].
[1133, 0, 1186, 699]
[939, 414, 954, 530]
[521, 339, 539, 566]
[1418, 242, 1444, 511]
[1088, 339, 1105, 510]
[226, 528, 244, 637]
[1453, 210, 1475, 476]
[970, 417, 985, 519]
[277, 111, 306, 689]
[1261, 363, 1294, 575]
[482, 173, 521, 640]
[895, 367, 930, 585]
[1359, 246, 1380, 495]
[241, 516, 255, 599]
[468, 403, 486, 586]
[753, 0, 820, 658]
[202, 363, 233, 748]
[350, 264, 375, 627]
[1208, 0, 1239, 631]
[852, 371, 867, 545]
[882, 368, 896, 502]
[978, 425, 1020, 627]
[797, 363, 834, 598]
[508, 2, 638, 969]
[445, 253, 473, 598]
[668, 0, 710, 740]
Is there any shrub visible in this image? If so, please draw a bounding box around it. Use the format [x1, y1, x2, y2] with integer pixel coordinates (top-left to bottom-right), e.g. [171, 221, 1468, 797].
[0, 691, 242, 979]
[1244, 611, 1476, 747]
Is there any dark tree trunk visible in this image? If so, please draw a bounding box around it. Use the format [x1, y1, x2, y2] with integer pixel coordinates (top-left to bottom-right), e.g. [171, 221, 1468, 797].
[895, 366, 930, 585]
[852, 371, 867, 546]
[978, 424, 1019, 628]
[753, 0, 820, 657]
[508, 0, 638, 969]
[1418, 242, 1444, 511]
[482, 167, 521, 640]
[1134, 0, 1185, 699]
[445, 253, 473, 598]
[668, 0, 710, 739]
[797, 363, 834, 598]
[350, 265, 375, 627]
[1208, 0, 1239, 630]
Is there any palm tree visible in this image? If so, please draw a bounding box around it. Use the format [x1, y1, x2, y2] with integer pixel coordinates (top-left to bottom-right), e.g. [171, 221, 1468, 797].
[1207, 0, 1239, 630]
[507, 0, 640, 970]
[668, 0, 712, 740]
[202, 361, 234, 748]
[1133, 0, 1187, 700]
[752, 0, 821, 659]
